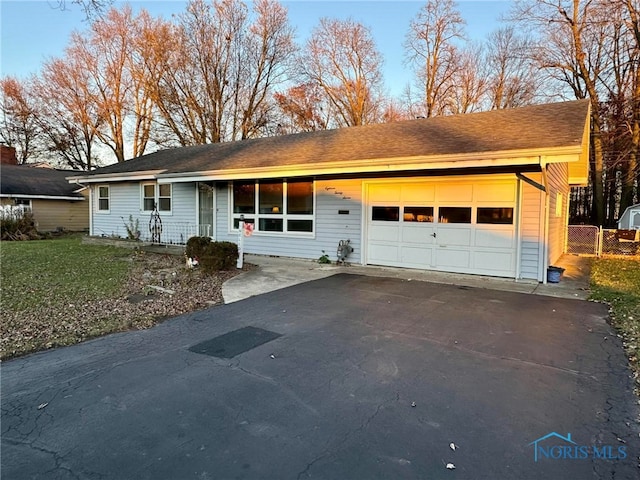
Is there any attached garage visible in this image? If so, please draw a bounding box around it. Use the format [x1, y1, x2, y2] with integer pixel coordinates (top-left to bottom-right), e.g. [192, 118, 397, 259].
[366, 178, 517, 277]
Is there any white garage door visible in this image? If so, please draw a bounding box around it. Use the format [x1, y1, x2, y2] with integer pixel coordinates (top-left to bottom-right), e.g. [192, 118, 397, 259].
[366, 179, 517, 277]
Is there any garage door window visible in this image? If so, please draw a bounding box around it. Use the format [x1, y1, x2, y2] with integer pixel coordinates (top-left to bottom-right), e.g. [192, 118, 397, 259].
[372, 206, 399, 221]
[404, 206, 433, 222]
[439, 207, 471, 223]
[477, 207, 513, 224]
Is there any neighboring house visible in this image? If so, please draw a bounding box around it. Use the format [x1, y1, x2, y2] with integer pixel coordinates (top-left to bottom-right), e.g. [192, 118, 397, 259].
[68, 100, 590, 282]
[1, 164, 89, 232]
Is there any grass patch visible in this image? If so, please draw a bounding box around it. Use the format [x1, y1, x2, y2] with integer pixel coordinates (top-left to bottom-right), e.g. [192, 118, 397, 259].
[1, 235, 130, 312]
[1, 236, 132, 358]
[589, 256, 640, 390]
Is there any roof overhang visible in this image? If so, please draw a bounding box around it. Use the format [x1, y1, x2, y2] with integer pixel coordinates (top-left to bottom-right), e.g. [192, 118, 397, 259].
[0, 193, 85, 201]
[66, 170, 166, 184]
[157, 146, 584, 183]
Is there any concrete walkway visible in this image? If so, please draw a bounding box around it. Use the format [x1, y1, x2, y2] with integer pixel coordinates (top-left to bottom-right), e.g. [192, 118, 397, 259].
[223, 253, 591, 303]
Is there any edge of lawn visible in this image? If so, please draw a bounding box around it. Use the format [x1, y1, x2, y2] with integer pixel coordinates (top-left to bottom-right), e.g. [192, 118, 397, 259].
[589, 256, 640, 396]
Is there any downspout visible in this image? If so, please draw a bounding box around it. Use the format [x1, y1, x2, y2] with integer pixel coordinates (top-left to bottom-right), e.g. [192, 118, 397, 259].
[515, 177, 522, 280]
[540, 161, 550, 284]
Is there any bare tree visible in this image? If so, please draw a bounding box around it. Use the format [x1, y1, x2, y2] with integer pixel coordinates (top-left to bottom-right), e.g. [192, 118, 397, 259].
[404, 0, 466, 118]
[484, 27, 539, 109]
[274, 83, 329, 133]
[0, 77, 40, 164]
[617, 0, 640, 211]
[446, 44, 486, 114]
[512, 0, 613, 225]
[34, 57, 101, 170]
[66, 6, 160, 162]
[235, 0, 296, 138]
[299, 17, 385, 127]
[54, 0, 113, 19]
[152, 0, 295, 145]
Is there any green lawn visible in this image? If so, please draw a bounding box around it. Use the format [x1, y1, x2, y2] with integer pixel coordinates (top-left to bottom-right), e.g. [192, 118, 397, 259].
[1, 235, 130, 312]
[590, 256, 640, 391]
[1, 236, 132, 357]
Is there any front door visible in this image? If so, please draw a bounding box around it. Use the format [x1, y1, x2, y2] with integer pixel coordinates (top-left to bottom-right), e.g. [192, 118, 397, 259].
[198, 183, 215, 238]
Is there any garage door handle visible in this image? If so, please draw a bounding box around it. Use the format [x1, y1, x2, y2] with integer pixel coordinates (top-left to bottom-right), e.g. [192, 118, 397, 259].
[431, 232, 437, 238]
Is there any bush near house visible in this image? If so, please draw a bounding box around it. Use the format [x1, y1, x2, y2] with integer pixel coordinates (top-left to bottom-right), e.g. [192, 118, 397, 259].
[590, 257, 640, 392]
[186, 236, 239, 273]
[0, 206, 39, 241]
[185, 235, 212, 259]
[200, 241, 239, 273]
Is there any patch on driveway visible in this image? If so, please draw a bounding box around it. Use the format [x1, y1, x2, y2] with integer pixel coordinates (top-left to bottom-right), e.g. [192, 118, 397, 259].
[2, 274, 639, 480]
[188, 326, 282, 358]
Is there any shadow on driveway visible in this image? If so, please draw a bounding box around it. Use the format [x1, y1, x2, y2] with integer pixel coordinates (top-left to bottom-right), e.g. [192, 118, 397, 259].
[2, 274, 639, 479]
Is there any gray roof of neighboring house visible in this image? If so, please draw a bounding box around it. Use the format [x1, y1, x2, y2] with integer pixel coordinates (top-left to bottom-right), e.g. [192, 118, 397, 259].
[1, 164, 86, 198]
[77, 99, 591, 177]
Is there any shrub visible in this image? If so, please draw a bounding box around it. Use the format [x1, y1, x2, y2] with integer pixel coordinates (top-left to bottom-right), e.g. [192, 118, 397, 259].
[185, 236, 212, 259]
[200, 241, 239, 273]
[0, 209, 39, 241]
[122, 215, 140, 240]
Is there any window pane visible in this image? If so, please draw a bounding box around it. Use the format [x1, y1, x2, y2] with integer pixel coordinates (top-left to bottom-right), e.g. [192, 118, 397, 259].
[233, 217, 255, 229]
[372, 206, 399, 221]
[403, 206, 433, 222]
[233, 181, 255, 214]
[158, 198, 171, 211]
[159, 184, 171, 197]
[259, 218, 283, 232]
[144, 184, 155, 197]
[99, 199, 109, 211]
[144, 198, 155, 211]
[287, 180, 313, 214]
[438, 207, 471, 224]
[259, 181, 283, 214]
[99, 186, 109, 198]
[477, 207, 513, 224]
[288, 219, 313, 232]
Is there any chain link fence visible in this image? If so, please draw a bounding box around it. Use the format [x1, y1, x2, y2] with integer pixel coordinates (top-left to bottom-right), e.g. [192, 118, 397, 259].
[567, 225, 640, 256]
[566, 225, 600, 255]
[601, 229, 640, 256]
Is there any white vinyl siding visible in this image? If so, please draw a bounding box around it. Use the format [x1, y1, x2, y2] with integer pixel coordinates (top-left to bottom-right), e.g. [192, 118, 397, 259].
[518, 175, 545, 281]
[546, 163, 570, 266]
[91, 182, 196, 242]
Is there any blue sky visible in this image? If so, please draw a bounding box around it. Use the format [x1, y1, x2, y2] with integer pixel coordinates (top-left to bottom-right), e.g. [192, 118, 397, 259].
[1, 0, 512, 96]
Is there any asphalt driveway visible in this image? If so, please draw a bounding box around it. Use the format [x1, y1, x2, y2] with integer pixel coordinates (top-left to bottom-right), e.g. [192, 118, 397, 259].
[2, 274, 639, 479]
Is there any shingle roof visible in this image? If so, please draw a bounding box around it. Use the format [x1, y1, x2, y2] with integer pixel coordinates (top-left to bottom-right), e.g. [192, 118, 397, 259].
[1, 165, 86, 198]
[79, 100, 591, 177]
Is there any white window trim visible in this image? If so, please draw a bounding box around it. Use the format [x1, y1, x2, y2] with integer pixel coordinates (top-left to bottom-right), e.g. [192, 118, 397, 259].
[158, 183, 173, 214]
[96, 185, 110, 213]
[229, 179, 315, 236]
[141, 182, 172, 215]
[141, 182, 156, 213]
